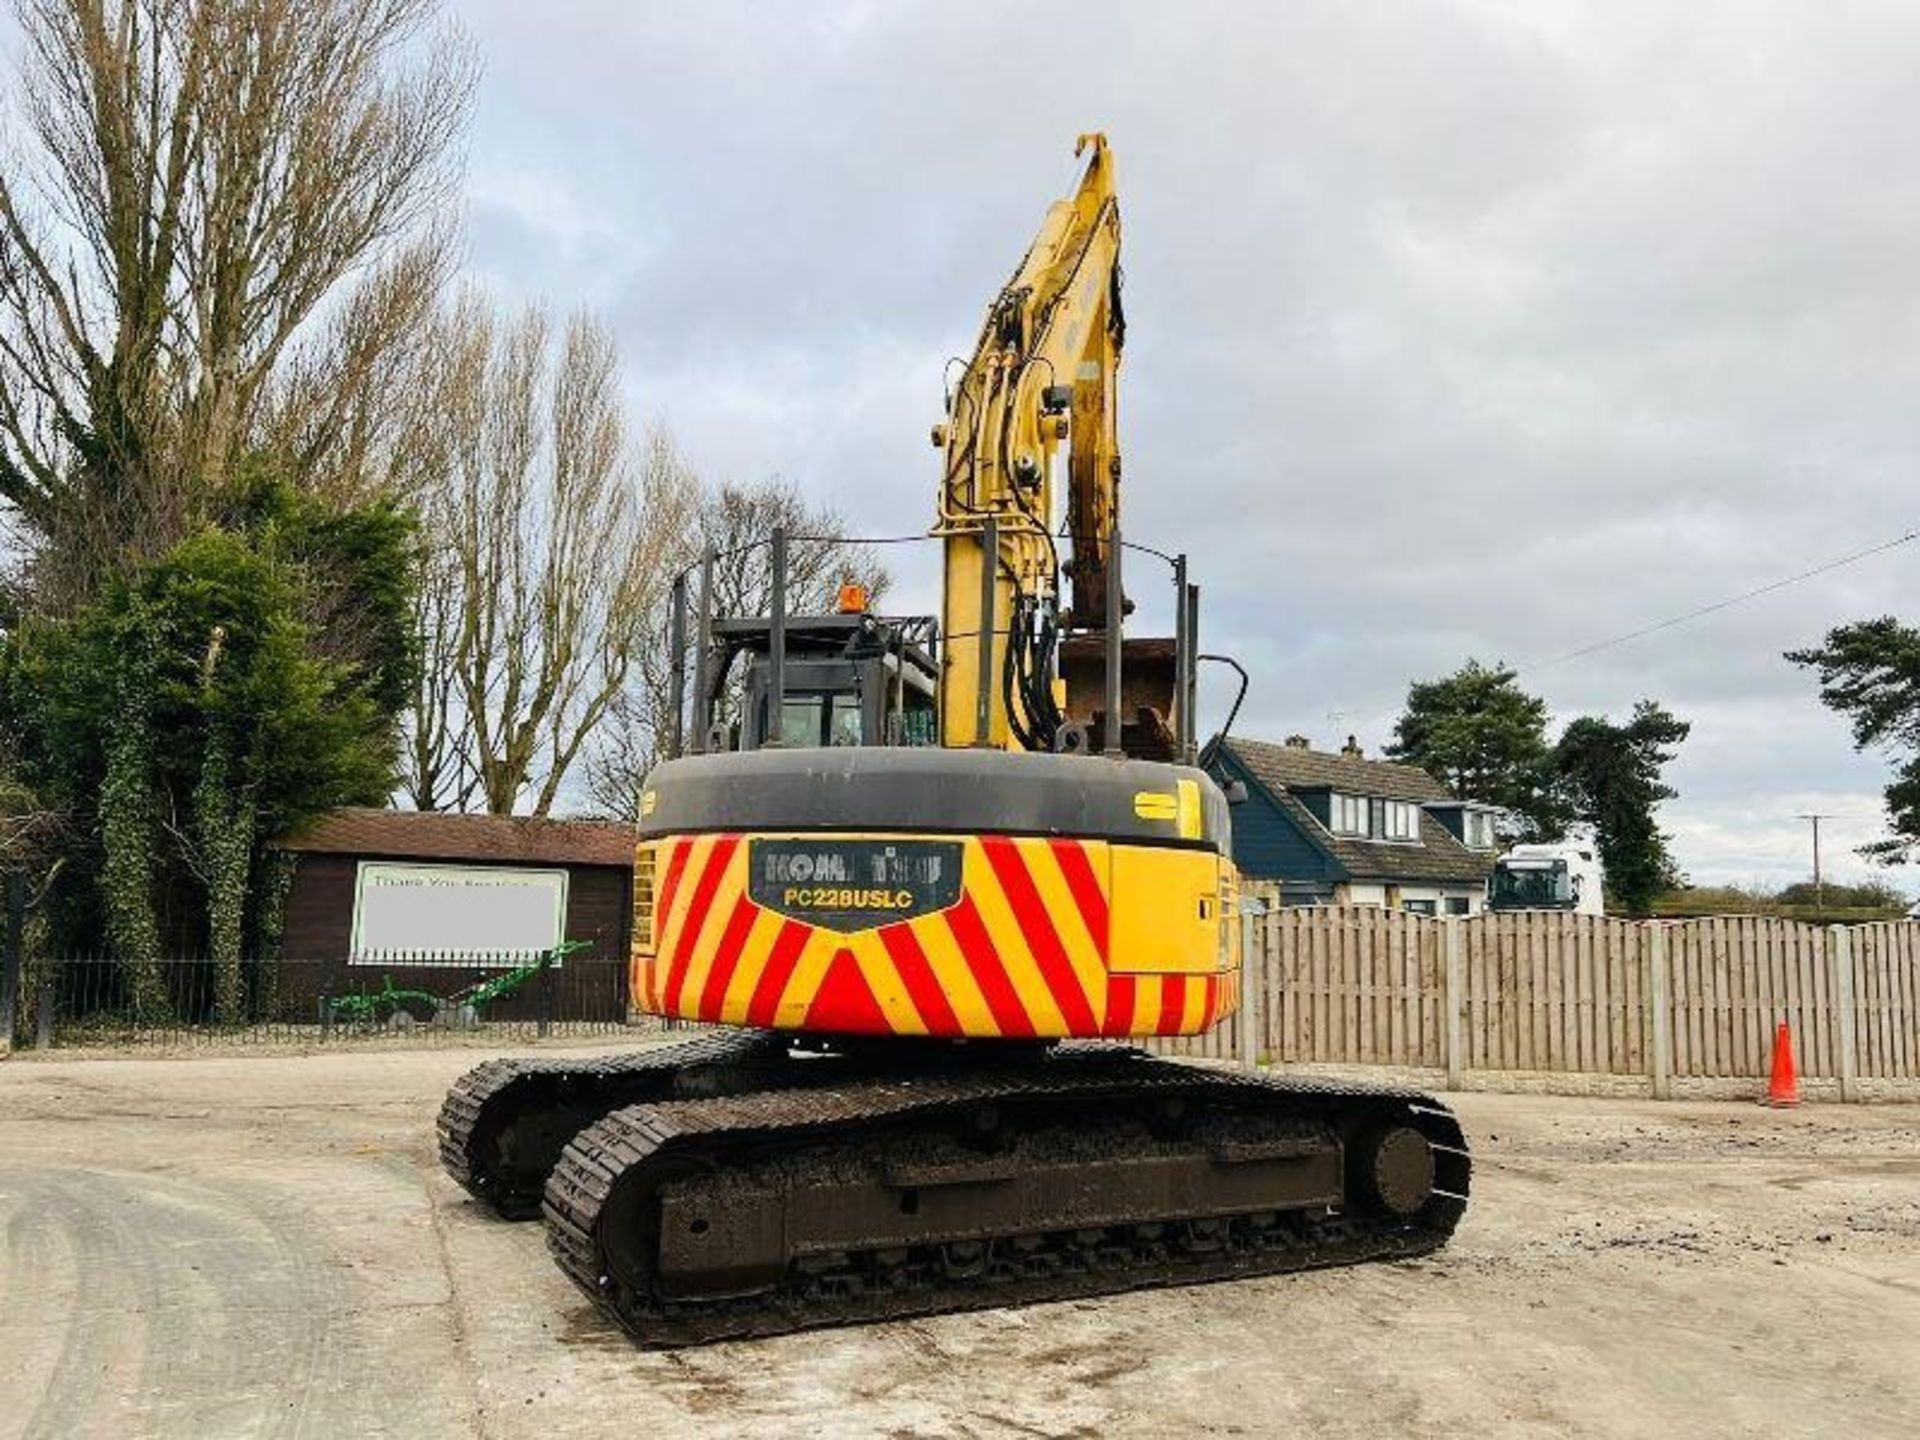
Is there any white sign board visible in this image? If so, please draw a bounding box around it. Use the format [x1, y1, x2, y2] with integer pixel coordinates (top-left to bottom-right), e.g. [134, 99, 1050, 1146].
[350, 862, 569, 965]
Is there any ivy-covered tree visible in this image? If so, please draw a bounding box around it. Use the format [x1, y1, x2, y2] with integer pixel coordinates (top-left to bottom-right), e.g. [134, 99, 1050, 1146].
[1552, 701, 1691, 915]
[0, 468, 417, 1015]
[1788, 617, 1920, 864]
[1386, 660, 1568, 840]
[0, 0, 458, 1018]
[99, 610, 166, 1013]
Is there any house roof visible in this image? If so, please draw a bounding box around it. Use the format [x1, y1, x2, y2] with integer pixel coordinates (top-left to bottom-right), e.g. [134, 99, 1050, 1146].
[278, 807, 638, 868]
[1219, 738, 1492, 886]
[1225, 736, 1454, 803]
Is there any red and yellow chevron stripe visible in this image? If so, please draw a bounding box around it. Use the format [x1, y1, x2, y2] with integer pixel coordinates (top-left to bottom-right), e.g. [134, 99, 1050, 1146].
[633, 832, 1239, 1040]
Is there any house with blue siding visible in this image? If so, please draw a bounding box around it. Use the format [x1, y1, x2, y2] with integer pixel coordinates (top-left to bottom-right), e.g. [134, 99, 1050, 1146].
[1208, 735, 1498, 912]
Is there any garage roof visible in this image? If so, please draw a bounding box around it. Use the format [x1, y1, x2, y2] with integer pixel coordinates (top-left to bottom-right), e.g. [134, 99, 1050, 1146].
[279, 807, 637, 868]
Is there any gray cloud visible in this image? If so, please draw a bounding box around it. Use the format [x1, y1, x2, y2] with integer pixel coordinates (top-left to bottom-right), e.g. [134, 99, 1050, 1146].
[455, 0, 1920, 888]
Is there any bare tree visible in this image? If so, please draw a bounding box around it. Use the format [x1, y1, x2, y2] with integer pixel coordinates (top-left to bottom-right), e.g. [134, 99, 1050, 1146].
[582, 667, 678, 822]
[700, 476, 890, 619]
[399, 538, 475, 811]
[425, 296, 694, 815]
[0, 0, 475, 608]
[581, 475, 893, 818]
[257, 232, 456, 509]
[389, 295, 476, 812]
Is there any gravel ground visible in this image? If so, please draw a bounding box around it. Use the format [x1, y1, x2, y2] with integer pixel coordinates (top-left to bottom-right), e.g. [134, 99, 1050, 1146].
[2, 1041, 1917, 1439]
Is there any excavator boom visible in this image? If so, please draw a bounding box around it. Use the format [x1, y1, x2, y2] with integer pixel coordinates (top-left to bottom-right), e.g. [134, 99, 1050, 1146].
[937, 134, 1126, 749]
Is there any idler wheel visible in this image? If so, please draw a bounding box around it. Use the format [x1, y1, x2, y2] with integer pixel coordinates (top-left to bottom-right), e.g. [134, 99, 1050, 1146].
[1350, 1125, 1435, 1218]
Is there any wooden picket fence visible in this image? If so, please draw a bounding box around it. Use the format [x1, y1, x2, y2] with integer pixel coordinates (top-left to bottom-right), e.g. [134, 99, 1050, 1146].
[1153, 907, 1920, 1100]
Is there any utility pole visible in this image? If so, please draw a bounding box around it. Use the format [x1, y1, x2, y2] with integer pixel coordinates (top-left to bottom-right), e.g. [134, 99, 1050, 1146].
[1795, 813, 1833, 914]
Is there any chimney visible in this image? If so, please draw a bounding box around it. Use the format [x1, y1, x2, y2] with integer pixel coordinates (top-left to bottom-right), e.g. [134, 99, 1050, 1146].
[1341, 734, 1363, 760]
[1284, 734, 1310, 750]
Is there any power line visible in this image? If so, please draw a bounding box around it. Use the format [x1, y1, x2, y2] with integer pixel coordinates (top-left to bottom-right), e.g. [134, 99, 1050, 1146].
[1519, 527, 1919, 675]
[1325, 524, 1918, 742]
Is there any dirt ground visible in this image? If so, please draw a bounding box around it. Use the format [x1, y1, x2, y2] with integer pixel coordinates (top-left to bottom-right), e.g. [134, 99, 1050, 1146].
[2, 1041, 1917, 1440]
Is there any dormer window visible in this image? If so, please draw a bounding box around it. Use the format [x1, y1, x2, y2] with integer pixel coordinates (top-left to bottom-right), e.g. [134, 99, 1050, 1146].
[1380, 801, 1420, 842]
[1329, 794, 1421, 842]
[1463, 809, 1498, 850]
[1330, 793, 1368, 835]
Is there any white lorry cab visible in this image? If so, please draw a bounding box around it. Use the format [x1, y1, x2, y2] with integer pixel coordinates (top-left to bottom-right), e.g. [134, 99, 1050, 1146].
[1489, 843, 1605, 917]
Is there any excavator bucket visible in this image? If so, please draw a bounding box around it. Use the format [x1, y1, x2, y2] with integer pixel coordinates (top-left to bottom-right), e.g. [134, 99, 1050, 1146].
[1058, 634, 1180, 759]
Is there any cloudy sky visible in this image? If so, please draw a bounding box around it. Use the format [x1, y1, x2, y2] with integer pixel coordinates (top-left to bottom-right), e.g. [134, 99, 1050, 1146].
[448, 0, 1918, 889]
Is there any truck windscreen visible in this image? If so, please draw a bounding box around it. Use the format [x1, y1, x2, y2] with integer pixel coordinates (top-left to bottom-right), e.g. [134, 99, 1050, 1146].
[1491, 862, 1570, 909]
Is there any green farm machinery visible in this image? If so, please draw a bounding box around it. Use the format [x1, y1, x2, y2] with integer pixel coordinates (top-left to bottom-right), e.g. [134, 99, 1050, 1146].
[322, 940, 592, 1033]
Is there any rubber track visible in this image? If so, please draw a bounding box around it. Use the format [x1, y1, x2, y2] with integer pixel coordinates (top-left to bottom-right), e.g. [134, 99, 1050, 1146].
[437, 1030, 788, 1218]
[543, 1048, 1470, 1345]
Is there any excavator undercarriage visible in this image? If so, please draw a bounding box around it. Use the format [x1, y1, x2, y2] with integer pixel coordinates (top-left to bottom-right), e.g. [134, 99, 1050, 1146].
[441, 1037, 1469, 1345]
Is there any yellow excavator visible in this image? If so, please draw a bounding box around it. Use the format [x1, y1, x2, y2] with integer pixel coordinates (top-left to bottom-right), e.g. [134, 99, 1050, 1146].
[438, 136, 1469, 1345]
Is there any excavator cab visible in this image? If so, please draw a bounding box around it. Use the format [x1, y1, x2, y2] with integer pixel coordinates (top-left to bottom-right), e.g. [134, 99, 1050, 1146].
[708, 612, 940, 751]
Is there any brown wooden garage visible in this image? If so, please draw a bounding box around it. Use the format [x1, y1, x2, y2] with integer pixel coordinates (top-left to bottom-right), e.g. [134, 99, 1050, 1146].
[275, 808, 638, 1023]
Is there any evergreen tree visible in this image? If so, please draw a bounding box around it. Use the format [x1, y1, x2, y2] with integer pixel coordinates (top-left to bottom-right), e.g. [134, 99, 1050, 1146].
[1387, 660, 1567, 838]
[1788, 617, 1920, 864]
[1552, 702, 1691, 915]
[0, 468, 418, 996]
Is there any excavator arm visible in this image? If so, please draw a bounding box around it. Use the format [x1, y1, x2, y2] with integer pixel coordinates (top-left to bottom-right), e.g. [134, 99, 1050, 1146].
[935, 134, 1126, 749]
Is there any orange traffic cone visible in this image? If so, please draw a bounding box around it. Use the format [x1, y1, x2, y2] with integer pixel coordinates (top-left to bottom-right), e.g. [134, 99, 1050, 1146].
[1764, 1020, 1801, 1108]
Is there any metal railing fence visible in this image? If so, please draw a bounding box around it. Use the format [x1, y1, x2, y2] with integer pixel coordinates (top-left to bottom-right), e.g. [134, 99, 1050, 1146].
[2, 952, 633, 1052]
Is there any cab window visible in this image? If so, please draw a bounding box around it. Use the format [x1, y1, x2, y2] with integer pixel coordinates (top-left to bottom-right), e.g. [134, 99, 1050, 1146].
[779, 696, 823, 747]
[829, 694, 864, 746]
